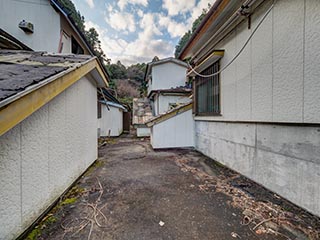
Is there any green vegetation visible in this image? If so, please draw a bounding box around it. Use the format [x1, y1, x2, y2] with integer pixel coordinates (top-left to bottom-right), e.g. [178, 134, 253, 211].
[25, 185, 84, 239]
[26, 228, 41, 240]
[174, 4, 212, 58]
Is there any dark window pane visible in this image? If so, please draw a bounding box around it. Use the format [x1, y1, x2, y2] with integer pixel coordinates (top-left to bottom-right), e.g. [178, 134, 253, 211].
[194, 61, 220, 115]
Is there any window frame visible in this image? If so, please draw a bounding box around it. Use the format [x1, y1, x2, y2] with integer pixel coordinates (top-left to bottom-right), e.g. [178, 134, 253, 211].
[194, 61, 221, 116]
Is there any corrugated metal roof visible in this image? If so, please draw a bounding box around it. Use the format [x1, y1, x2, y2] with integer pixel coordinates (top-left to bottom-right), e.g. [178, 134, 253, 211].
[100, 100, 126, 111]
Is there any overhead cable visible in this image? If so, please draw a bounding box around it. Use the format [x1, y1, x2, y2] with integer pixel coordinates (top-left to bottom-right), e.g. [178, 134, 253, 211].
[188, 2, 275, 78]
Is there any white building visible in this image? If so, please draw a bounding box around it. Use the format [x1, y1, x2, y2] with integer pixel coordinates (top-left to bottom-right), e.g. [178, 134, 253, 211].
[145, 58, 191, 116]
[0, 0, 93, 55]
[179, 0, 320, 217]
[0, 50, 108, 239]
[146, 102, 194, 149]
[98, 101, 126, 137]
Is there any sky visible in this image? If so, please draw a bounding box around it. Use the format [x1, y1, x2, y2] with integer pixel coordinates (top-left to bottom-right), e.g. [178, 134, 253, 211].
[72, 0, 214, 66]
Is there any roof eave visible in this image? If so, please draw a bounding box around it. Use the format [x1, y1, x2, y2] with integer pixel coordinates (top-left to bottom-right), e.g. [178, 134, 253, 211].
[0, 57, 107, 136]
[145, 102, 193, 127]
[178, 0, 225, 60]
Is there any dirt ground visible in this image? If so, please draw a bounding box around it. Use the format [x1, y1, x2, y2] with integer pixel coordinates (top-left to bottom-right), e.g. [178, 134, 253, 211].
[26, 136, 320, 240]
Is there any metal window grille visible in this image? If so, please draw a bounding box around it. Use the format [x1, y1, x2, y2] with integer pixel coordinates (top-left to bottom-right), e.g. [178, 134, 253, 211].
[195, 61, 220, 115]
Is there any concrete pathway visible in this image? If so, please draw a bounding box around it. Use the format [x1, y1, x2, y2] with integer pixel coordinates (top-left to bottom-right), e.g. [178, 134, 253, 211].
[28, 137, 319, 240]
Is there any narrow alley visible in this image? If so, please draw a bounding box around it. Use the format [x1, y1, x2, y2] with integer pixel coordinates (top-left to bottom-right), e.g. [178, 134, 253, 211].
[25, 136, 320, 240]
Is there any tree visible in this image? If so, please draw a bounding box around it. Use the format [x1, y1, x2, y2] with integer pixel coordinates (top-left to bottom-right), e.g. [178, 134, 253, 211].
[174, 4, 212, 58]
[127, 63, 146, 81]
[106, 61, 127, 80]
[174, 30, 191, 58]
[85, 27, 105, 60]
[152, 56, 159, 62]
[56, 0, 86, 32]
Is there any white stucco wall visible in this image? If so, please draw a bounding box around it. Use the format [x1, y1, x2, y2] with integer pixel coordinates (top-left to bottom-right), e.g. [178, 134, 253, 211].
[0, 0, 61, 52]
[0, 75, 98, 240]
[137, 127, 150, 137]
[151, 109, 194, 149]
[194, 0, 320, 217]
[155, 94, 191, 115]
[199, 0, 320, 124]
[148, 62, 187, 95]
[99, 105, 123, 137]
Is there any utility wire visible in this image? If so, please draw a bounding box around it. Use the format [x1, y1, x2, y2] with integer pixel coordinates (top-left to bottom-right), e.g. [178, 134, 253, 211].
[188, 2, 275, 78]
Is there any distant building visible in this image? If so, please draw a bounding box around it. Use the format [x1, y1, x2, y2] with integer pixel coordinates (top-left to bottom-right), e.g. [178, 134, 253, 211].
[142, 57, 194, 147]
[146, 102, 194, 149]
[179, 0, 320, 217]
[144, 57, 192, 116]
[98, 100, 127, 137]
[0, 50, 109, 239]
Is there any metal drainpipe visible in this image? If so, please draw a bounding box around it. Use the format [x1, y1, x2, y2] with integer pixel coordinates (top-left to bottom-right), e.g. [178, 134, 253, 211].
[190, 0, 260, 63]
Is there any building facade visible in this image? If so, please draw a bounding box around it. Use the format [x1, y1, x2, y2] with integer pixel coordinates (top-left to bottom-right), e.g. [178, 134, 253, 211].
[0, 51, 108, 239]
[180, 0, 320, 216]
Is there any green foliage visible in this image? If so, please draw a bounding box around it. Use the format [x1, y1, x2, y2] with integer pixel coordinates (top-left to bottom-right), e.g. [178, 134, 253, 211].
[127, 63, 146, 81]
[85, 27, 105, 59]
[174, 30, 192, 58]
[174, 4, 212, 58]
[26, 228, 41, 240]
[55, 0, 86, 32]
[106, 61, 127, 80]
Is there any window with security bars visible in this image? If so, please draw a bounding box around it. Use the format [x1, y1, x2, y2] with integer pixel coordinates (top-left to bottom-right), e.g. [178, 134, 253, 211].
[194, 61, 220, 115]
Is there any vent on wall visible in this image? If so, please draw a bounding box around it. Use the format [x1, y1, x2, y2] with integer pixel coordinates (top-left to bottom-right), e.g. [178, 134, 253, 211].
[19, 20, 34, 33]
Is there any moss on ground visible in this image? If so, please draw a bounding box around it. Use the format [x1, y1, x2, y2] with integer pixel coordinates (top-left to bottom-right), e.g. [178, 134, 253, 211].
[25, 185, 85, 239]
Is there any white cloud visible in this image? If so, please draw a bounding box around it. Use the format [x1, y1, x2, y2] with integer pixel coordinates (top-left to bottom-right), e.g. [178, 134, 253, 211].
[190, 0, 213, 21]
[162, 0, 196, 16]
[107, 4, 113, 12]
[160, 0, 215, 38]
[87, 1, 217, 65]
[106, 11, 136, 32]
[85, 0, 94, 9]
[98, 11, 173, 65]
[117, 0, 148, 10]
[137, 9, 144, 17]
[158, 14, 189, 38]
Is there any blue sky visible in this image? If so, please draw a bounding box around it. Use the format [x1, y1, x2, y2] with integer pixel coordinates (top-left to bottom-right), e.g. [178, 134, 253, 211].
[72, 0, 213, 65]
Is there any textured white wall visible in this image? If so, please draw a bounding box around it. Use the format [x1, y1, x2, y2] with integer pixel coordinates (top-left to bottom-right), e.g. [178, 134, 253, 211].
[0, 0, 61, 52]
[194, 0, 320, 217]
[195, 121, 320, 216]
[137, 127, 150, 137]
[208, 0, 320, 124]
[0, 76, 97, 240]
[150, 63, 187, 93]
[100, 106, 123, 137]
[156, 95, 191, 115]
[151, 109, 194, 149]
